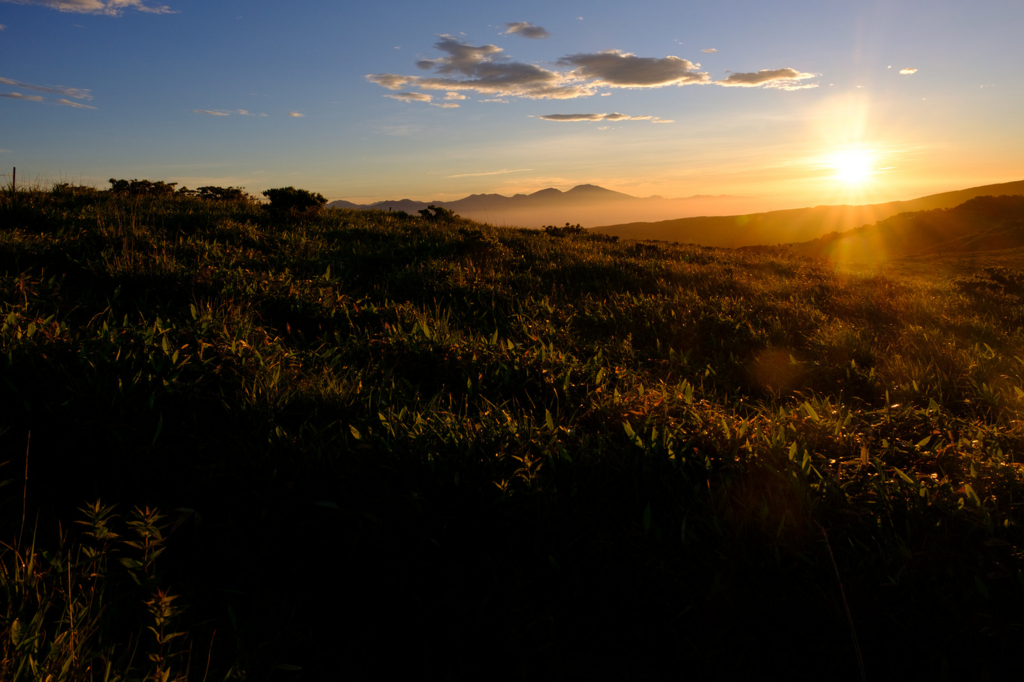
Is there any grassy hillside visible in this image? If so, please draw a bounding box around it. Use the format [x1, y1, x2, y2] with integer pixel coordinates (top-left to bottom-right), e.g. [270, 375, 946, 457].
[2, 187, 1024, 680]
[593, 179, 1024, 247]
[791, 195, 1024, 261]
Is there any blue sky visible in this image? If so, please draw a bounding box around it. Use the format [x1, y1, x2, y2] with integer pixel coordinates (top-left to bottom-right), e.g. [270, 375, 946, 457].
[1, 0, 1022, 207]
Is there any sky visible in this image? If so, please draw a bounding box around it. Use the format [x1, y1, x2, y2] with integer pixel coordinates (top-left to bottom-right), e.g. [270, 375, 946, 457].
[1, 0, 1022, 209]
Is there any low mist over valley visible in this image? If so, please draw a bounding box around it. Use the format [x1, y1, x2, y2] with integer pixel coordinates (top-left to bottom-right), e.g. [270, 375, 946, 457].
[328, 184, 762, 228]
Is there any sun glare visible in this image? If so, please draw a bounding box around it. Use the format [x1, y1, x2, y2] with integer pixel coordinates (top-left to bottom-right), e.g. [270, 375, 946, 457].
[832, 150, 874, 184]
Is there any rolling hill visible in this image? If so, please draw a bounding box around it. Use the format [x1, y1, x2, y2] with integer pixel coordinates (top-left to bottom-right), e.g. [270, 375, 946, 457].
[591, 179, 1024, 248]
[788, 194, 1024, 261]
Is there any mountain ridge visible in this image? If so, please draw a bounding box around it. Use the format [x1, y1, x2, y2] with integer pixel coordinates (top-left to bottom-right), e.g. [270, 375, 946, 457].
[328, 183, 747, 209]
[327, 184, 756, 228]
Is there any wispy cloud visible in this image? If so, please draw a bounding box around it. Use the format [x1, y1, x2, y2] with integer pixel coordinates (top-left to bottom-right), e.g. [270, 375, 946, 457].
[558, 50, 709, 88]
[1, 92, 45, 102]
[366, 74, 413, 89]
[447, 168, 533, 178]
[287, 112, 304, 117]
[0, 23, 6, 29]
[192, 108, 258, 116]
[55, 97, 96, 108]
[0, 76, 92, 100]
[384, 91, 460, 108]
[716, 68, 817, 89]
[3, 90, 97, 108]
[504, 22, 549, 39]
[763, 81, 818, 91]
[899, 67, 918, 75]
[385, 92, 432, 102]
[1, 0, 176, 15]
[539, 112, 673, 123]
[701, 48, 718, 53]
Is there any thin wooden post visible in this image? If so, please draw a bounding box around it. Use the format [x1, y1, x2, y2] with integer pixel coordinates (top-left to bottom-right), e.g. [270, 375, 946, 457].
[12, 167, 15, 193]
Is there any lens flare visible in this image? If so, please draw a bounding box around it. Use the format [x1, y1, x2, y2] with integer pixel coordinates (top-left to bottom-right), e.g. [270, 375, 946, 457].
[832, 149, 874, 184]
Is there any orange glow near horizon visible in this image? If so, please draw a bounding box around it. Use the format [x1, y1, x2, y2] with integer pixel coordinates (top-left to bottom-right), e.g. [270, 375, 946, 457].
[335, 84, 1021, 212]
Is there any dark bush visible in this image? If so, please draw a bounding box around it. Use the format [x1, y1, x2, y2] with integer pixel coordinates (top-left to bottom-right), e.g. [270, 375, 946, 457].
[196, 186, 250, 202]
[262, 187, 327, 217]
[544, 222, 586, 237]
[418, 204, 457, 223]
[108, 178, 178, 197]
[50, 182, 100, 199]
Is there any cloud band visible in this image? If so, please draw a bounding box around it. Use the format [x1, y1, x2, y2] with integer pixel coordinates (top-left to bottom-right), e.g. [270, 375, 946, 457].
[539, 112, 673, 123]
[0, 0, 175, 15]
[716, 68, 818, 89]
[368, 36, 818, 102]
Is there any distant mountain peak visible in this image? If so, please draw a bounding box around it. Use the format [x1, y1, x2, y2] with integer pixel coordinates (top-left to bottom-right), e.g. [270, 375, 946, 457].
[566, 184, 626, 196]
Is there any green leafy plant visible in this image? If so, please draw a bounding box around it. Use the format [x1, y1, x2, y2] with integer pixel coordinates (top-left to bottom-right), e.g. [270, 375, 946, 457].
[0, 501, 195, 681]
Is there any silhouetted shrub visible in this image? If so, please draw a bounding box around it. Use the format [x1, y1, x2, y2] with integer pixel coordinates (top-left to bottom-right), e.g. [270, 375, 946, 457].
[418, 204, 457, 223]
[50, 182, 100, 199]
[108, 178, 178, 197]
[262, 186, 327, 218]
[197, 186, 249, 202]
[544, 222, 586, 236]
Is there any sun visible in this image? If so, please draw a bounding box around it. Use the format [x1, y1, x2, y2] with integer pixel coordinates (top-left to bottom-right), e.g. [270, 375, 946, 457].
[831, 149, 875, 184]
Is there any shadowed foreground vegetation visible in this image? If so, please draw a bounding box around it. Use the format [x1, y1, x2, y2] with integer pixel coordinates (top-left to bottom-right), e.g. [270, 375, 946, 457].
[1, 187, 1023, 679]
